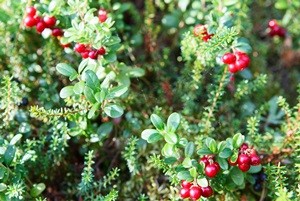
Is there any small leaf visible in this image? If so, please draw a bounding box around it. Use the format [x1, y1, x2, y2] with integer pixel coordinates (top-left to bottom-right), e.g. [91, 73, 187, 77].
[205, 137, 217, 153]
[150, 114, 164, 130]
[88, 103, 100, 119]
[217, 157, 229, 170]
[219, 148, 233, 158]
[164, 132, 178, 145]
[167, 112, 180, 132]
[164, 157, 177, 165]
[30, 183, 46, 197]
[197, 177, 208, 187]
[217, 141, 227, 152]
[60, 86, 74, 98]
[85, 70, 100, 92]
[197, 147, 213, 155]
[104, 104, 124, 118]
[95, 90, 106, 103]
[230, 151, 239, 163]
[73, 81, 85, 94]
[177, 171, 193, 182]
[247, 165, 262, 173]
[4, 145, 16, 166]
[232, 133, 244, 148]
[189, 167, 197, 178]
[56, 63, 77, 77]
[97, 122, 113, 139]
[148, 133, 163, 143]
[185, 142, 195, 157]
[0, 183, 7, 192]
[230, 167, 244, 186]
[9, 134, 22, 145]
[141, 129, 159, 141]
[84, 86, 96, 103]
[182, 157, 192, 168]
[106, 85, 128, 99]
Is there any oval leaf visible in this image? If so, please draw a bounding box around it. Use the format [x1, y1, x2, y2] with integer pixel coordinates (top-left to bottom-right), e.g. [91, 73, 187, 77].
[104, 104, 124, 118]
[150, 114, 164, 130]
[167, 112, 180, 132]
[60, 86, 74, 99]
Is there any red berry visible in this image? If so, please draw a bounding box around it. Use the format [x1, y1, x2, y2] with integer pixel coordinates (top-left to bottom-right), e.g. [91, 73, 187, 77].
[238, 163, 251, 172]
[222, 53, 236, 64]
[268, 19, 277, 28]
[239, 54, 250, 66]
[202, 34, 213, 42]
[238, 154, 251, 165]
[98, 9, 108, 23]
[74, 43, 87, 53]
[36, 21, 46, 33]
[250, 154, 261, 166]
[189, 186, 202, 200]
[34, 16, 43, 23]
[180, 188, 190, 199]
[52, 28, 64, 37]
[193, 24, 207, 37]
[214, 162, 220, 171]
[235, 59, 248, 70]
[24, 16, 37, 27]
[228, 63, 239, 73]
[88, 50, 98, 59]
[277, 27, 286, 38]
[98, 47, 106, 55]
[81, 51, 90, 59]
[201, 186, 213, 198]
[43, 16, 56, 28]
[199, 156, 209, 167]
[240, 143, 249, 151]
[205, 163, 219, 178]
[26, 7, 36, 17]
[181, 180, 192, 189]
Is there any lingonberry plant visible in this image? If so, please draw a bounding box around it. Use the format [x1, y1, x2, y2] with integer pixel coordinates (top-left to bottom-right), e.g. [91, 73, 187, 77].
[0, 0, 300, 200]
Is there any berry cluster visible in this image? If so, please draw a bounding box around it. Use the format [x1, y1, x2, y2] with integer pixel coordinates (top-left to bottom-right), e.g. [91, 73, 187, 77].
[222, 51, 250, 73]
[180, 180, 213, 200]
[252, 171, 267, 192]
[268, 19, 286, 38]
[228, 143, 261, 172]
[24, 6, 64, 38]
[193, 24, 214, 42]
[200, 156, 220, 178]
[74, 44, 106, 60]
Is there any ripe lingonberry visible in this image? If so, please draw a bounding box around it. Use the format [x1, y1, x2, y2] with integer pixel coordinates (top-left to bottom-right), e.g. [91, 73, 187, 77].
[237, 154, 251, 165]
[240, 143, 249, 151]
[222, 53, 236, 64]
[88, 50, 98, 59]
[228, 63, 239, 73]
[268, 19, 277, 28]
[81, 51, 90, 59]
[238, 163, 250, 172]
[43, 16, 56, 27]
[199, 156, 209, 167]
[201, 186, 213, 198]
[189, 186, 202, 200]
[180, 188, 190, 199]
[98, 47, 106, 55]
[74, 44, 87, 53]
[24, 16, 37, 27]
[250, 154, 260, 166]
[181, 180, 192, 189]
[52, 28, 64, 37]
[36, 21, 46, 33]
[26, 7, 36, 17]
[98, 9, 108, 23]
[205, 163, 219, 178]
[235, 59, 248, 71]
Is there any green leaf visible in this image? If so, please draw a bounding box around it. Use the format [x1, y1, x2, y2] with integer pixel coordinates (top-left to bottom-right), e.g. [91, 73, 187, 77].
[73, 81, 85, 94]
[150, 114, 164, 130]
[185, 142, 195, 157]
[97, 122, 113, 139]
[189, 167, 197, 178]
[9, 134, 22, 145]
[232, 133, 244, 148]
[224, 0, 239, 6]
[162, 144, 179, 158]
[217, 157, 228, 170]
[0, 167, 5, 179]
[30, 183, 46, 197]
[4, 145, 16, 166]
[164, 132, 178, 145]
[217, 141, 227, 152]
[164, 157, 177, 165]
[0, 183, 6, 192]
[167, 112, 180, 132]
[104, 52, 117, 62]
[126, 68, 145, 77]
[230, 167, 244, 186]
[177, 170, 193, 182]
[197, 177, 208, 187]
[106, 85, 128, 99]
[60, 86, 74, 98]
[219, 148, 233, 158]
[275, 0, 288, 9]
[197, 147, 213, 155]
[95, 90, 106, 103]
[104, 104, 124, 118]
[230, 151, 238, 163]
[205, 137, 217, 153]
[56, 63, 77, 77]
[233, 37, 252, 53]
[148, 133, 163, 143]
[162, 14, 180, 28]
[88, 103, 100, 119]
[247, 165, 262, 173]
[105, 36, 121, 46]
[182, 157, 192, 168]
[85, 70, 100, 92]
